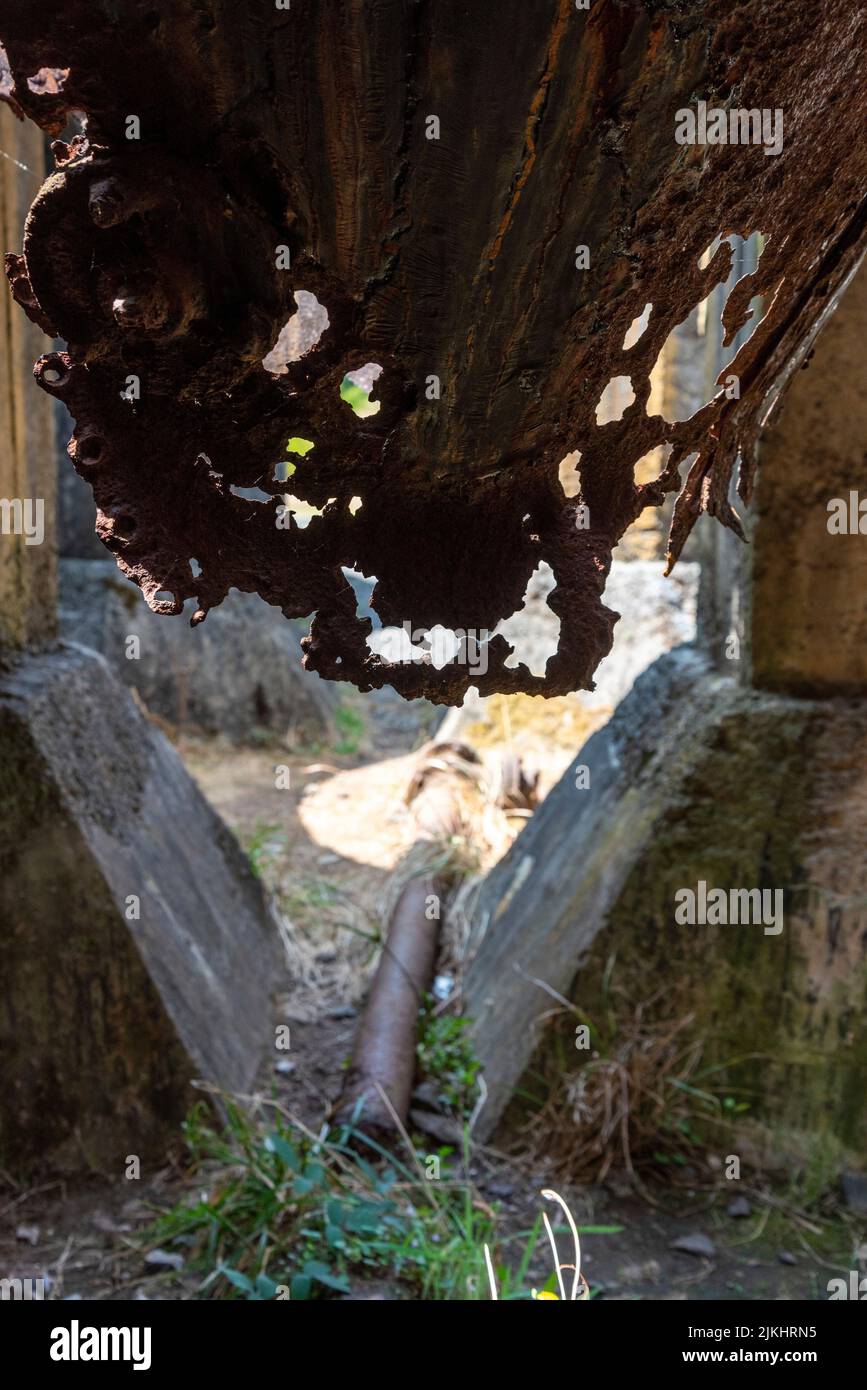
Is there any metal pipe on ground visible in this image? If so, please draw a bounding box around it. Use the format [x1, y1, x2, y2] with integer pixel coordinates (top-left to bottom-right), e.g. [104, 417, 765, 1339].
[335, 871, 441, 1136]
[334, 741, 533, 1139]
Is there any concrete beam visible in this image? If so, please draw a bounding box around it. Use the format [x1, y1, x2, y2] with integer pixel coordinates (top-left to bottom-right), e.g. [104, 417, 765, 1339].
[0, 103, 55, 649]
[0, 644, 278, 1174]
[750, 261, 867, 695]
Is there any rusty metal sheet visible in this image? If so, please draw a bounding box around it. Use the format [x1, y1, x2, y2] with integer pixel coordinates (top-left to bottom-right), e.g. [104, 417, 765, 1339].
[2, 1, 866, 703]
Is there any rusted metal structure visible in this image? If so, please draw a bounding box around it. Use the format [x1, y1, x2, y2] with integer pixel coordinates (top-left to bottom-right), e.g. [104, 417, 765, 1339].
[2, 0, 866, 704]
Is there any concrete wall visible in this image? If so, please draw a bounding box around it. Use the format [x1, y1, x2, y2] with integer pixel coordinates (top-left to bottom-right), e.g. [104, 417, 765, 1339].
[0, 108, 55, 648]
[749, 260, 867, 695]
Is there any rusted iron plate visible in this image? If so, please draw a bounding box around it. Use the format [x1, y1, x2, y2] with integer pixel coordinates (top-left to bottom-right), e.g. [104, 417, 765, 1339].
[2, 1, 866, 703]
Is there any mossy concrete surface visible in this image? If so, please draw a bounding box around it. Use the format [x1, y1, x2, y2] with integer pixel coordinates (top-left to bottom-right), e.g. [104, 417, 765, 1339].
[749, 260, 867, 697]
[466, 647, 867, 1156]
[0, 643, 278, 1175]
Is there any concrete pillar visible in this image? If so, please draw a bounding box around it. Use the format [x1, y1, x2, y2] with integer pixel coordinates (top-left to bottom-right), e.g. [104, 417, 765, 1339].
[749, 261, 867, 695]
[465, 265, 867, 1161]
[0, 105, 55, 649]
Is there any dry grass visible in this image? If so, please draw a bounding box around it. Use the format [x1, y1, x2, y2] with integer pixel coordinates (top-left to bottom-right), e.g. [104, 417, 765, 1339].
[518, 993, 716, 1189]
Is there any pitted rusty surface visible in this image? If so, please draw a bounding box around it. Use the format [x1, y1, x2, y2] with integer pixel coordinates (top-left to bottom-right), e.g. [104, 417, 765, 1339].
[2, 0, 866, 703]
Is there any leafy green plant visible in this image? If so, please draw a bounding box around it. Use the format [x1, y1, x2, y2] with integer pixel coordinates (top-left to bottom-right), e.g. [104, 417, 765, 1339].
[333, 703, 365, 756]
[416, 1004, 481, 1115]
[244, 821, 284, 879]
[149, 1101, 503, 1300]
[149, 1098, 624, 1300]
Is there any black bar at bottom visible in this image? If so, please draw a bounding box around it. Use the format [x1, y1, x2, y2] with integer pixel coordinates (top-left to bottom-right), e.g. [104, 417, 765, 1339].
[1, 1296, 861, 1376]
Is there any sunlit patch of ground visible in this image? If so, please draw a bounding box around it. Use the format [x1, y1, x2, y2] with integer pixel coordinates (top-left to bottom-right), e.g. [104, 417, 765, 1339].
[455, 691, 610, 798]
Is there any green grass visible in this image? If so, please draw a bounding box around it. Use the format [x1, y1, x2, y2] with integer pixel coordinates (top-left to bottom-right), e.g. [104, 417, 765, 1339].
[417, 1002, 481, 1116]
[333, 702, 366, 756]
[244, 821, 284, 878]
[148, 1099, 623, 1300]
[149, 1101, 514, 1300]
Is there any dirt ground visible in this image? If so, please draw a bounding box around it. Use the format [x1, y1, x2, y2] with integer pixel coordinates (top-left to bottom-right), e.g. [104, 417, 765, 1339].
[1, 1140, 857, 1302]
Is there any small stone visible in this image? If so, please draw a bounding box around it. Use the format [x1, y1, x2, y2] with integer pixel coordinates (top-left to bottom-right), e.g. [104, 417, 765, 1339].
[273, 1058, 295, 1074]
[670, 1233, 716, 1259]
[92, 1211, 128, 1234]
[408, 1108, 462, 1144]
[841, 1171, 867, 1214]
[606, 1178, 634, 1199]
[15, 1224, 39, 1245]
[727, 1196, 752, 1219]
[412, 1080, 441, 1108]
[620, 1259, 661, 1284]
[145, 1248, 184, 1270]
[778, 1250, 797, 1266]
[485, 1177, 516, 1199]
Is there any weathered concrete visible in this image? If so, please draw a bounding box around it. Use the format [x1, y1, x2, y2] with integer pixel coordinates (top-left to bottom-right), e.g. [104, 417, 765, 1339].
[0, 643, 279, 1174]
[466, 647, 715, 1131]
[749, 260, 867, 696]
[465, 648, 867, 1156]
[59, 557, 337, 744]
[0, 101, 55, 647]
